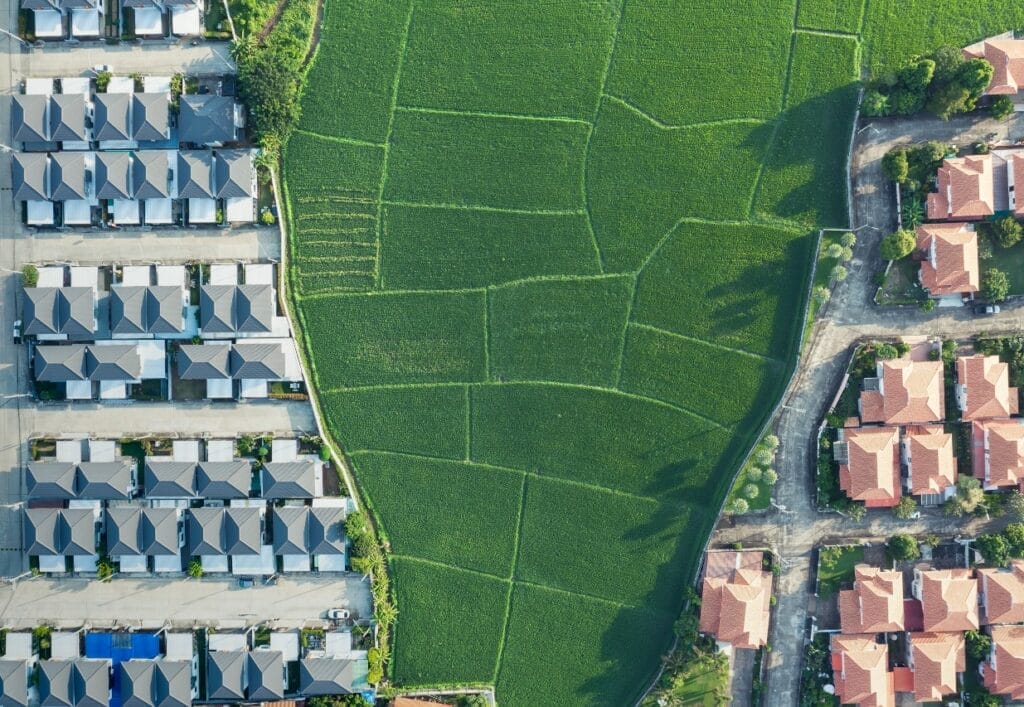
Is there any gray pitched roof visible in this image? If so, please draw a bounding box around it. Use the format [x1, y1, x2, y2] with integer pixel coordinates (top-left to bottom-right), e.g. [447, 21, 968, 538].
[153, 661, 190, 707]
[223, 506, 261, 556]
[20, 0, 57, 12]
[107, 507, 178, 556]
[26, 462, 78, 500]
[205, 651, 244, 701]
[176, 151, 213, 199]
[0, 660, 28, 707]
[94, 152, 131, 200]
[35, 345, 88, 382]
[186, 507, 223, 556]
[84, 345, 141, 381]
[49, 151, 87, 201]
[61, 509, 97, 556]
[271, 506, 308, 555]
[144, 461, 196, 498]
[199, 285, 274, 335]
[298, 657, 369, 696]
[94, 93, 131, 142]
[176, 345, 230, 379]
[119, 661, 155, 707]
[140, 507, 179, 556]
[38, 660, 72, 707]
[62, 0, 99, 9]
[110, 286, 183, 335]
[12, 152, 48, 201]
[261, 462, 315, 499]
[194, 461, 250, 499]
[309, 507, 347, 555]
[131, 151, 171, 199]
[213, 150, 252, 198]
[121, 660, 189, 707]
[197, 286, 233, 335]
[24, 508, 60, 555]
[105, 507, 143, 556]
[49, 94, 87, 143]
[131, 94, 169, 142]
[25, 508, 96, 556]
[246, 651, 283, 701]
[75, 461, 132, 499]
[179, 96, 234, 145]
[229, 343, 285, 380]
[24, 287, 95, 339]
[12, 94, 48, 144]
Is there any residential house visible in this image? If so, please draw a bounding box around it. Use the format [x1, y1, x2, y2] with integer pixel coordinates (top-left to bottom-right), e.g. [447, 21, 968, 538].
[105, 506, 182, 573]
[194, 460, 251, 499]
[859, 358, 945, 425]
[983, 625, 1024, 700]
[205, 650, 244, 701]
[914, 568, 979, 632]
[0, 659, 29, 707]
[836, 427, 901, 507]
[270, 504, 348, 572]
[33, 342, 167, 401]
[697, 550, 772, 649]
[902, 426, 957, 502]
[23, 286, 96, 341]
[109, 285, 186, 338]
[198, 284, 275, 338]
[37, 659, 110, 706]
[298, 658, 370, 696]
[839, 565, 905, 634]
[143, 461, 197, 499]
[246, 651, 284, 701]
[179, 95, 238, 146]
[830, 635, 894, 707]
[915, 223, 979, 299]
[23, 507, 97, 572]
[120, 659, 192, 707]
[964, 33, 1024, 97]
[907, 632, 965, 704]
[973, 419, 1024, 489]
[956, 354, 1019, 421]
[186, 506, 270, 575]
[12, 93, 88, 150]
[261, 461, 317, 500]
[979, 561, 1024, 625]
[26, 460, 133, 500]
[926, 154, 996, 221]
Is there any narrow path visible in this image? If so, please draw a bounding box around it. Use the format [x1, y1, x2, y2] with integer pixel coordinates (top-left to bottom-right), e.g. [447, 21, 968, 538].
[255, 0, 289, 42]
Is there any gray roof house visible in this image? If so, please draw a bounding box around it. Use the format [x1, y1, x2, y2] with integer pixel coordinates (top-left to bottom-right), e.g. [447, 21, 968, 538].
[93, 93, 132, 142]
[23, 287, 96, 339]
[261, 461, 315, 499]
[0, 660, 28, 707]
[34, 345, 88, 382]
[84, 345, 142, 381]
[105, 507, 143, 556]
[24, 508, 96, 557]
[176, 151, 214, 198]
[109, 286, 183, 336]
[12, 152, 49, 201]
[143, 461, 196, 498]
[193, 461, 250, 499]
[271, 506, 308, 556]
[246, 651, 283, 701]
[176, 345, 230, 379]
[205, 651, 244, 701]
[186, 507, 223, 556]
[94, 152, 132, 200]
[75, 461, 132, 499]
[26, 461, 78, 500]
[120, 660, 191, 707]
[49, 94, 87, 143]
[107, 507, 179, 557]
[132, 152, 171, 199]
[12, 94, 48, 144]
[213, 150, 252, 198]
[199, 285, 274, 335]
[309, 506, 347, 556]
[49, 151, 88, 201]
[131, 94, 169, 142]
[38, 659, 109, 707]
[229, 343, 285, 379]
[223, 507, 261, 556]
[179, 96, 235, 145]
[298, 658, 369, 696]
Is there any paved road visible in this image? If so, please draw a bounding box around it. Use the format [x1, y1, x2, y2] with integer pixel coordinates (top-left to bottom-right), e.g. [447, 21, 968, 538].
[15, 41, 236, 77]
[0, 574, 372, 630]
[717, 109, 1024, 707]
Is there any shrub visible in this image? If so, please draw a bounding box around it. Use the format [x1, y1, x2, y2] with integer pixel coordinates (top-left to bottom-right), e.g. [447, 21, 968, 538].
[846, 503, 866, 521]
[187, 558, 203, 578]
[259, 210, 276, 225]
[1007, 490, 1024, 520]
[826, 243, 844, 259]
[992, 95, 1015, 120]
[893, 496, 917, 520]
[874, 342, 899, 360]
[990, 216, 1023, 248]
[966, 630, 993, 661]
[96, 559, 113, 581]
[318, 445, 331, 462]
[367, 647, 383, 684]
[731, 498, 749, 514]
[345, 511, 369, 542]
[881, 148, 909, 182]
[921, 298, 935, 312]
[743, 484, 759, 499]
[831, 265, 848, 282]
[983, 268, 1010, 303]
[812, 285, 831, 306]
[976, 533, 1010, 567]
[880, 229, 916, 260]
[96, 70, 112, 92]
[763, 434, 779, 451]
[21, 264, 38, 287]
[887, 533, 921, 562]
[840, 232, 856, 248]
[840, 246, 853, 262]
[862, 88, 890, 118]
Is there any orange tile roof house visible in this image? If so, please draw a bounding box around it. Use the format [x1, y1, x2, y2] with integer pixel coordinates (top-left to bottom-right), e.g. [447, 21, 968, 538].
[837, 427, 901, 507]
[916, 223, 979, 297]
[964, 34, 1024, 96]
[698, 550, 772, 649]
[908, 632, 965, 703]
[1009, 152, 1024, 217]
[979, 561, 1024, 625]
[973, 419, 1024, 489]
[926, 154, 995, 221]
[957, 354, 1019, 421]
[840, 565, 905, 634]
[830, 635, 895, 707]
[859, 358, 945, 425]
[983, 625, 1024, 700]
[914, 568, 979, 632]
[902, 425, 957, 500]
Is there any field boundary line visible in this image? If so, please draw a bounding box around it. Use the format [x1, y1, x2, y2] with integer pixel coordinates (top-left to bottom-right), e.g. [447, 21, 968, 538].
[603, 94, 767, 133]
[482, 289, 491, 382]
[486, 271, 629, 291]
[514, 579, 643, 611]
[610, 274, 637, 389]
[391, 553, 513, 585]
[381, 199, 586, 217]
[293, 128, 385, 149]
[628, 321, 784, 365]
[464, 384, 472, 462]
[299, 285, 487, 302]
[371, 0, 415, 289]
[793, 26, 859, 39]
[493, 474, 529, 681]
[395, 104, 591, 126]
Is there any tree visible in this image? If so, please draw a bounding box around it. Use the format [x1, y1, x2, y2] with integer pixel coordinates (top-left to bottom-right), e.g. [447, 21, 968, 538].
[763, 434, 780, 450]
[983, 268, 1010, 303]
[826, 243, 844, 259]
[318, 445, 331, 462]
[957, 475, 986, 515]
[746, 466, 763, 482]
[992, 95, 1015, 120]
[893, 495, 918, 520]
[861, 88, 890, 117]
[976, 533, 1010, 566]
[743, 483, 759, 499]
[966, 629, 993, 660]
[345, 511, 369, 541]
[812, 285, 831, 307]
[841, 246, 854, 262]
[831, 265, 848, 282]
[1005, 522, 1024, 556]
[754, 448, 774, 467]
[846, 503, 866, 521]
[990, 216, 1023, 248]
[234, 39, 304, 154]
[887, 533, 921, 562]
[731, 498, 749, 514]
[1007, 490, 1024, 520]
[21, 264, 38, 287]
[762, 468, 778, 485]
[958, 57, 995, 99]
[882, 149, 910, 183]
[880, 229, 916, 260]
[841, 232, 857, 248]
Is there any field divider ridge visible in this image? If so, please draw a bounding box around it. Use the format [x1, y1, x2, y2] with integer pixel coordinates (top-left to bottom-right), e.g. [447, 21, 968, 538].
[628, 321, 784, 364]
[395, 104, 591, 126]
[390, 553, 514, 584]
[611, 274, 637, 389]
[492, 474, 529, 681]
[292, 128, 386, 148]
[381, 199, 586, 217]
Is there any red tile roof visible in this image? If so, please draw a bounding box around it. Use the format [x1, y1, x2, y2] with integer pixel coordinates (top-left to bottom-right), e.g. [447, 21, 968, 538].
[964, 36, 1024, 95]
[699, 557, 772, 649]
[980, 561, 1024, 625]
[926, 154, 995, 221]
[831, 634, 895, 707]
[975, 419, 1024, 489]
[1010, 153, 1024, 217]
[840, 565, 905, 634]
[919, 568, 979, 632]
[909, 632, 965, 702]
[957, 354, 1019, 421]
[860, 358, 945, 425]
[904, 425, 957, 497]
[703, 549, 764, 580]
[984, 625, 1024, 700]
[916, 223, 980, 296]
[838, 427, 901, 507]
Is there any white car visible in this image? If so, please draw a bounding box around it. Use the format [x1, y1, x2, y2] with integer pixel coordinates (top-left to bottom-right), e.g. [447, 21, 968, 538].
[326, 608, 350, 621]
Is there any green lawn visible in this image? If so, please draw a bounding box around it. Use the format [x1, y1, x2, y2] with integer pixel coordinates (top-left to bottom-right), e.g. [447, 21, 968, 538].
[803, 231, 844, 348]
[817, 545, 865, 598]
[983, 239, 1024, 295]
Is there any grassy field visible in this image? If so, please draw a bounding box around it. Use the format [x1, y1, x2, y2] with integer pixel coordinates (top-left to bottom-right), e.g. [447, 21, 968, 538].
[282, 0, 1024, 703]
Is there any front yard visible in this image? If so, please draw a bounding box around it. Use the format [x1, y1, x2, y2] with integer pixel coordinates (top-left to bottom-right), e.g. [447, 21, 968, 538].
[816, 544, 864, 599]
[875, 257, 927, 306]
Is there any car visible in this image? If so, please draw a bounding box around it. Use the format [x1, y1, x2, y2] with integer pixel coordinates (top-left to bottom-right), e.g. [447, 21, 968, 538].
[237, 577, 254, 588]
[974, 303, 1001, 316]
[326, 608, 350, 621]
[11, 320, 21, 345]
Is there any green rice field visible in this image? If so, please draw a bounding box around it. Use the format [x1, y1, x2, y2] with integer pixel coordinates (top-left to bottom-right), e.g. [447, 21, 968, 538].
[282, 0, 1024, 703]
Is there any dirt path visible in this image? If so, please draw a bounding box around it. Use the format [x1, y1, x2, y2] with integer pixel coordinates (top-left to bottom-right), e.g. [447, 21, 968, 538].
[301, 0, 326, 68]
[255, 0, 289, 42]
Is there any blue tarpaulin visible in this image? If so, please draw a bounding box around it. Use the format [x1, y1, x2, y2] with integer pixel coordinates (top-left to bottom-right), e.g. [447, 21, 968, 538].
[84, 633, 161, 707]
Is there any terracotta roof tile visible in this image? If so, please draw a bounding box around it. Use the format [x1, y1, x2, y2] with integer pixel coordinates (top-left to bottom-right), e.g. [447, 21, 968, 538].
[926, 154, 995, 221]
[1010, 153, 1024, 217]
[964, 37, 1024, 95]
[909, 632, 965, 702]
[838, 427, 901, 507]
[916, 223, 980, 296]
[699, 562, 772, 649]
[903, 425, 957, 496]
[919, 568, 979, 632]
[840, 565, 905, 634]
[976, 419, 1024, 489]
[984, 625, 1024, 700]
[831, 634, 895, 707]
[957, 354, 1019, 420]
[703, 550, 764, 580]
[980, 561, 1024, 625]
[860, 358, 945, 425]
